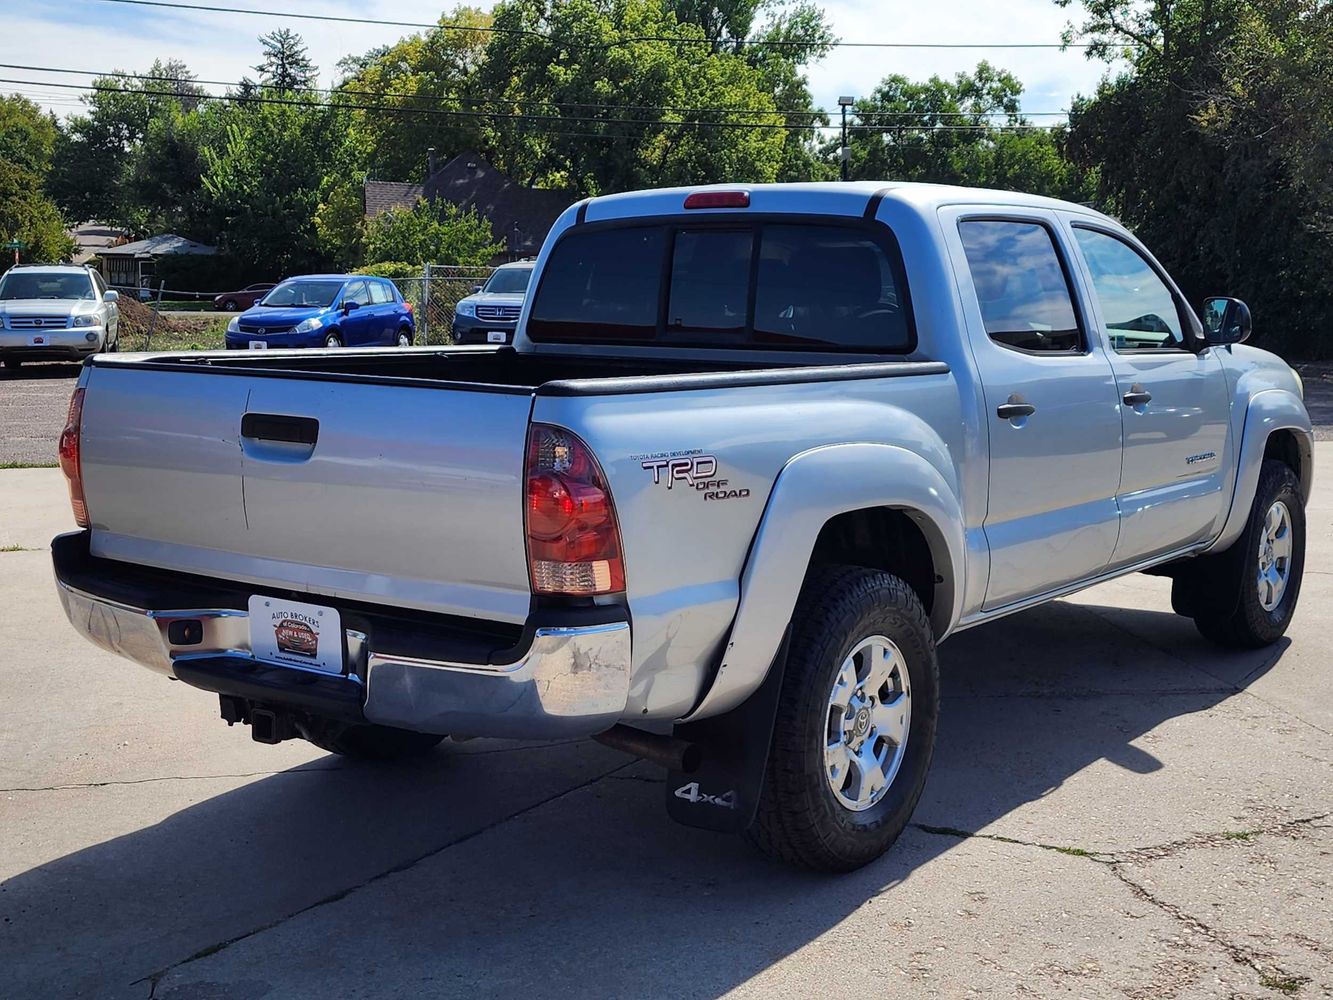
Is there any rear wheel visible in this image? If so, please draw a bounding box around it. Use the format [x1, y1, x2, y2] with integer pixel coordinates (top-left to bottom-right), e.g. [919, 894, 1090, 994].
[1186, 459, 1305, 648]
[746, 565, 939, 872]
[397, 329, 412, 347]
[300, 719, 445, 761]
[324, 332, 343, 349]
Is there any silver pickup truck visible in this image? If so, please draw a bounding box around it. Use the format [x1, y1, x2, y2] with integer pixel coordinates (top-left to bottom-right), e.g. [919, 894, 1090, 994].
[53, 182, 1312, 871]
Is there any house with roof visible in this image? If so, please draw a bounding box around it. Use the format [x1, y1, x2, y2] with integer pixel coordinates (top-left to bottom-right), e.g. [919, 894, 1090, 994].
[364, 150, 577, 264]
[95, 233, 217, 292]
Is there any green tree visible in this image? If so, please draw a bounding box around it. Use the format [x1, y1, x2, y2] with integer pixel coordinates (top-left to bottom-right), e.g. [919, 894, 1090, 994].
[334, 7, 492, 182]
[200, 100, 336, 275]
[48, 60, 206, 233]
[1057, 0, 1333, 357]
[839, 63, 1094, 201]
[364, 198, 502, 266]
[477, 0, 788, 194]
[255, 29, 317, 91]
[0, 95, 75, 265]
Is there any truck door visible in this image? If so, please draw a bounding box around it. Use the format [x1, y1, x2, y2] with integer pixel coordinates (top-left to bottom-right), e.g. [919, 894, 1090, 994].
[943, 210, 1123, 610]
[1064, 222, 1232, 567]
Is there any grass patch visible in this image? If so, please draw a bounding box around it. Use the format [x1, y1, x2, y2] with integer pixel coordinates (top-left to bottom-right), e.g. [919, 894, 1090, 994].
[0, 544, 34, 552]
[1223, 830, 1258, 841]
[0, 460, 58, 469]
[1259, 972, 1309, 994]
[1052, 845, 1095, 857]
[157, 300, 216, 312]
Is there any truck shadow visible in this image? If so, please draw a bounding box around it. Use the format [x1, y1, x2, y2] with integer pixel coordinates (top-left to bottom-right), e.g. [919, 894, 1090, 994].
[0, 361, 82, 381]
[1, 598, 1288, 998]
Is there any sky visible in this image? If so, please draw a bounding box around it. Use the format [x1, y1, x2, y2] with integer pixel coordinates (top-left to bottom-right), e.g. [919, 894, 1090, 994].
[4, 0, 1118, 138]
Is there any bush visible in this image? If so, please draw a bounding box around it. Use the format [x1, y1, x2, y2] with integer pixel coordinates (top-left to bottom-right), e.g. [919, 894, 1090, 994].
[151, 252, 268, 295]
[364, 199, 503, 267]
[356, 261, 420, 280]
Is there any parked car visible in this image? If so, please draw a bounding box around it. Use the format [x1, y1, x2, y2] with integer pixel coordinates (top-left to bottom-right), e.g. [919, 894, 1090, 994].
[224, 274, 414, 350]
[451, 261, 534, 344]
[213, 283, 276, 312]
[0, 264, 119, 368]
[52, 182, 1312, 872]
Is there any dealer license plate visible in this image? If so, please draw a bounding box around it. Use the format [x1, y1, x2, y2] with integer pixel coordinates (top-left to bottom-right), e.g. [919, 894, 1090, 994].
[29, 335, 49, 346]
[487, 331, 507, 343]
[248, 340, 268, 350]
[248, 596, 342, 673]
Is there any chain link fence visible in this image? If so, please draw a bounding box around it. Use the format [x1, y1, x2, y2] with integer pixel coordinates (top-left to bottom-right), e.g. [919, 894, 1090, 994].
[390, 265, 495, 346]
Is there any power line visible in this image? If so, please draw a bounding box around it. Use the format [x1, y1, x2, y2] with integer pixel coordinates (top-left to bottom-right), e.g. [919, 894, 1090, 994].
[0, 63, 1074, 121]
[95, 0, 1102, 50]
[1, 78, 1067, 134]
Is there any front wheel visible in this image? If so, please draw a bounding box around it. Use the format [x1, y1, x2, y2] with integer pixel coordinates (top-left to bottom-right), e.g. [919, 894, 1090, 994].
[324, 332, 343, 349]
[746, 565, 939, 872]
[1188, 459, 1305, 648]
[223, 299, 238, 312]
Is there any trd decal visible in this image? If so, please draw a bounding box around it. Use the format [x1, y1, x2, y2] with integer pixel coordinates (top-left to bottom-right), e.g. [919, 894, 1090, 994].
[634, 450, 751, 502]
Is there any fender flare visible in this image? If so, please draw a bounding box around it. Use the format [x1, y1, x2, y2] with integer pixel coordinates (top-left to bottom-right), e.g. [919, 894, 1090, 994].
[683, 442, 966, 722]
[1206, 388, 1313, 554]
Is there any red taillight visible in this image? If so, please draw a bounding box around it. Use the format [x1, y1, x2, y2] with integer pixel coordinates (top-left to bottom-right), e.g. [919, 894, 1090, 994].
[59, 387, 89, 528]
[684, 190, 750, 210]
[404, 302, 413, 314]
[525, 424, 624, 595]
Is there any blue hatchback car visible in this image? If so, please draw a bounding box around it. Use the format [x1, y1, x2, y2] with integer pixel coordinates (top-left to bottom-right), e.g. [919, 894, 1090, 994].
[224, 274, 415, 350]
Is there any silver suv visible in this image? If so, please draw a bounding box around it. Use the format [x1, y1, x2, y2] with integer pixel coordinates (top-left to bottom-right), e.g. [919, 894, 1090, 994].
[0, 264, 120, 369]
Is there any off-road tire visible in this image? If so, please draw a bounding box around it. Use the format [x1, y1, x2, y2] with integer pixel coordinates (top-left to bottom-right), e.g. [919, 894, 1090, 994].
[1187, 459, 1305, 648]
[746, 565, 939, 872]
[301, 720, 445, 761]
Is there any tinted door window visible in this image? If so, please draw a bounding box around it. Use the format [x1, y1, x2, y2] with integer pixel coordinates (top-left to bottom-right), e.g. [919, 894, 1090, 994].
[666, 230, 753, 339]
[1072, 227, 1185, 351]
[528, 226, 664, 341]
[958, 220, 1082, 353]
[754, 225, 910, 349]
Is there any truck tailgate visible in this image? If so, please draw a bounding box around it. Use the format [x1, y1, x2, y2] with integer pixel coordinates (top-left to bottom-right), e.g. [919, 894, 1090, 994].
[79, 362, 534, 623]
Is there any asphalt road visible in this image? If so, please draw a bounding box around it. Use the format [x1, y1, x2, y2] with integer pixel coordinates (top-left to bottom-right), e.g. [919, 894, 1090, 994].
[1, 458, 1330, 999]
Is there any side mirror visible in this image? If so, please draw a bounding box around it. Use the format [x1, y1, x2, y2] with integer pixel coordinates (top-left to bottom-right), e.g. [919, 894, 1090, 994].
[103, 290, 119, 303]
[1202, 297, 1251, 345]
[343, 300, 360, 312]
[471, 284, 483, 294]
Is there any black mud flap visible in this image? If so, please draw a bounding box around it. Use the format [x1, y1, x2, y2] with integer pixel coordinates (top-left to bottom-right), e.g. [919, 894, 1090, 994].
[665, 628, 790, 834]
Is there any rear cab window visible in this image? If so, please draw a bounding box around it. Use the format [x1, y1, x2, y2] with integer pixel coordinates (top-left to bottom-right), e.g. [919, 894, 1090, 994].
[527, 219, 914, 352]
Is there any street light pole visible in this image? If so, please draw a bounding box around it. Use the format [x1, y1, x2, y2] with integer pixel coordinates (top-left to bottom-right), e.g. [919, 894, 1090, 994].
[838, 96, 854, 182]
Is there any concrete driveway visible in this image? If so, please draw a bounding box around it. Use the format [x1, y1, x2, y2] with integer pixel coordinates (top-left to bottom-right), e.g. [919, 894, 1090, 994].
[1, 459, 1330, 1000]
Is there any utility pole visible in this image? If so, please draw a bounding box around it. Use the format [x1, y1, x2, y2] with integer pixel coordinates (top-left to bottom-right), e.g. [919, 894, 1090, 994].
[838, 96, 855, 182]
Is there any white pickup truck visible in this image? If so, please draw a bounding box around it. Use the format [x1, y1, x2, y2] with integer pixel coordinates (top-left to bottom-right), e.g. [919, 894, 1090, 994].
[52, 182, 1312, 871]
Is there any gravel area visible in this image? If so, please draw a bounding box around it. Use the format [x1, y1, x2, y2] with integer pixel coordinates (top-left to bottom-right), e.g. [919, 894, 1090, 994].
[0, 361, 81, 466]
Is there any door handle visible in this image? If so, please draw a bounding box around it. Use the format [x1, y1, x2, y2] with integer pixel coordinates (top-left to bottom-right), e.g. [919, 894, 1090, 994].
[241, 413, 319, 446]
[996, 402, 1036, 420]
[1122, 386, 1153, 407]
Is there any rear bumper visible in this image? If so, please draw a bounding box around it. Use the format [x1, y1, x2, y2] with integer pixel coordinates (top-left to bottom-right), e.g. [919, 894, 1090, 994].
[52, 531, 631, 738]
[451, 316, 517, 344]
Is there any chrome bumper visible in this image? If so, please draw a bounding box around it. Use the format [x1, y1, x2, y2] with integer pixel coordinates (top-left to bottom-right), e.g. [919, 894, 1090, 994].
[54, 576, 631, 739]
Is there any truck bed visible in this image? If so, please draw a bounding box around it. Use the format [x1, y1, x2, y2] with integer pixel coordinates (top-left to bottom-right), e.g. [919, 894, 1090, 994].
[77, 347, 949, 634]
